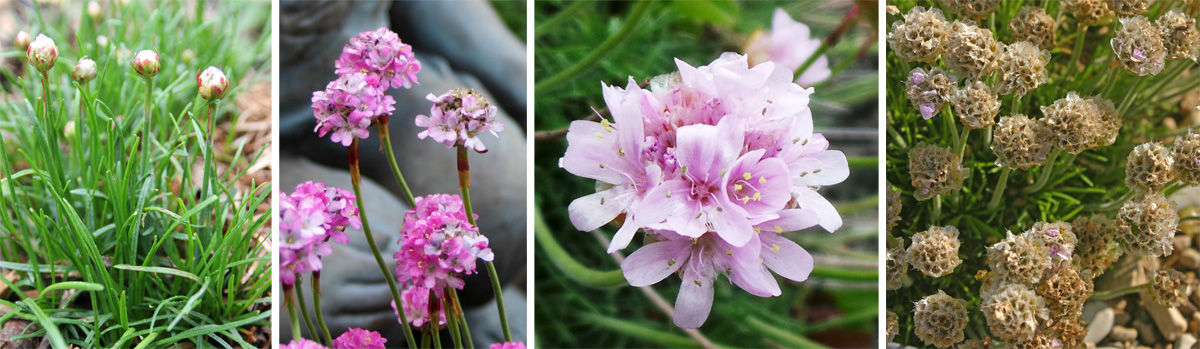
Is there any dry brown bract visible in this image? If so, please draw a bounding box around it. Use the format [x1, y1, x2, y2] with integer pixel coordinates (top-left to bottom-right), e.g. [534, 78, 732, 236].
[1041, 92, 1120, 154]
[1117, 192, 1178, 257]
[1124, 141, 1174, 193]
[950, 81, 1000, 129]
[991, 114, 1052, 170]
[1112, 16, 1167, 76]
[888, 6, 952, 63]
[908, 142, 968, 201]
[1010, 6, 1057, 51]
[913, 290, 969, 348]
[907, 225, 963, 278]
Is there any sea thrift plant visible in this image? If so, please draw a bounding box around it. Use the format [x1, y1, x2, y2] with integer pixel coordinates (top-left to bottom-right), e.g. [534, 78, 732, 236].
[312, 73, 396, 146]
[335, 27, 421, 90]
[904, 67, 955, 119]
[744, 8, 830, 86]
[561, 52, 847, 328]
[414, 89, 505, 153]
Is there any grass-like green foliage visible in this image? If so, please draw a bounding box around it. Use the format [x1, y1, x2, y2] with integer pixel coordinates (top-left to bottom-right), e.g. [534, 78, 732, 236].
[534, 1, 879, 347]
[0, 2, 271, 347]
[886, 0, 1200, 346]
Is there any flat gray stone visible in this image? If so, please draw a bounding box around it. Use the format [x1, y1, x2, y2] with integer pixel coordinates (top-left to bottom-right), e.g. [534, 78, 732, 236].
[1085, 305, 1115, 346]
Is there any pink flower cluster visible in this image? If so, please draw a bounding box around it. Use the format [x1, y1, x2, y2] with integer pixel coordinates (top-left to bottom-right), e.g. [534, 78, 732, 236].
[281, 339, 326, 349]
[391, 286, 448, 328]
[560, 53, 848, 328]
[415, 88, 505, 153]
[393, 194, 494, 292]
[490, 341, 527, 349]
[313, 27, 421, 146]
[745, 8, 831, 87]
[279, 181, 360, 287]
[332, 328, 386, 349]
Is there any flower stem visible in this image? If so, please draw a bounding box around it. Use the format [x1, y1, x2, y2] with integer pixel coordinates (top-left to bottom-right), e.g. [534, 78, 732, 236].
[286, 288, 302, 342]
[1023, 148, 1062, 193]
[449, 288, 474, 349]
[377, 118, 416, 207]
[430, 292, 442, 349]
[796, 5, 859, 81]
[143, 77, 154, 180]
[294, 278, 318, 343]
[1091, 283, 1148, 300]
[932, 195, 942, 223]
[957, 128, 970, 161]
[311, 273, 333, 346]
[442, 292, 463, 349]
[1070, 25, 1088, 73]
[987, 167, 1011, 209]
[348, 139, 419, 348]
[455, 145, 511, 341]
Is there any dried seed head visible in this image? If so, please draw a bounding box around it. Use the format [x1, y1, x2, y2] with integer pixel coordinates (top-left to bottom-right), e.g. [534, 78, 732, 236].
[1041, 92, 1121, 154]
[907, 226, 964, 278]
[946, 22, 1003, 80]
[886, 311, 899, 342]
[887, 244, 909, 290]
[995, 41, 1050, 96]
[913, 290, 969, 348]
[1108, 0, 1153, 17]
[1025, 221, 1077, 261]
[906, 67, 957, 119]
[947, 0, 1001, 21]
[1038, 267, 1094, 312]
[886, 182, 903, 233]
[982, 283, 1048, 342]
[908, 142, 969, 201]
[1045, 310, 1089, 349]
[1071, 215, 1123, 276]
[1124, 142, 1175, 192]
[1062, 0, 1114, 26]
[1172, 131, 1200, 185]
[1117, 192, 1178, 257]
[987, 231, 1051, 285]
[951, 81, 1000, 129]
[1112, 16, 1167, 76]
[888, 6, 952, 63]
[1149, 268, 1191, 307]
[1010, 7, 1058, 51]
[991, 114, 1053, 170]
[1158, 10, 1200, 62]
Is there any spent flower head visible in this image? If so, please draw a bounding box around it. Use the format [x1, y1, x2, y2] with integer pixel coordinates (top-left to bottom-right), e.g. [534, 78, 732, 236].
[982, 283, 1048, 342]
[912, 290, 968, 348]
[197, 66, 230, 101]
[1010, 7, 1057, 51]
[887, 244, 908, 290]
[950, 80, 1000, 129]
[1157, 10, 1200, 61]
[393, 194, 493, 291]
[415, 88, 505, 153]
[906, 225, 963, 278]
[945, 21, 1002, 80]
[908, 142, 968, 201]
[1173, 131, 1200, 185]
[1071, 215, 1123, 276]
[27, 34, 58, 73]
[991, 114, 1053, 170]
[1149, 268, 1191, 307]
[1124, 141, 1174, 192]
[905, 67, 956, 120]
[1041, 92, 1120, 154]
[987, 231, 1051, 285]
[130, 50, 160, 79]
[1108, 0, 1152, 17]
[1117, 192, 1177, 257]
[888, 6, 952, 63]
[995, 41, 1050, 97]
[1112, 16, 1167, 76]
[1062, 0, 1114, 26]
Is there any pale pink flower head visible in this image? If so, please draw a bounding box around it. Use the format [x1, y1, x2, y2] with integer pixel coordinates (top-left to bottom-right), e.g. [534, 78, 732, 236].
[393, 194, 493, 291]
[72, 58, 98, 84]
[130, 50, 160, 79]
[745, 8, 830, 86]
[282, 339, 327, 349]
[415, 88, 505, 153]
[312, 73, 395, 146]
[392, 286, 447, 327]
[14, 31, 31, 51]
[621, 224, 815, 328]
[490, 341, 527, 349]
[332, 328, 386, 349]
[336, 27, 420, 90]
[196, 66, 229, 100]
[278, 182, 359, 287]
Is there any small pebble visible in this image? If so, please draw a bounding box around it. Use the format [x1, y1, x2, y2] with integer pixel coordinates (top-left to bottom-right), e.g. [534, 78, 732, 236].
[1182, 249, 1200, 270]
[1111, 325, 1138, 342]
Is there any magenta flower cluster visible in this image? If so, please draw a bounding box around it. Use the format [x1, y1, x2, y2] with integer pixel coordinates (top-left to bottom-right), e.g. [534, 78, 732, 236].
[391, 286, 447, 328]
[415, 89, 506, 153]
[393, 194, 494, 292]
[279, 181, 360, 287]
[280, 339, 326, 349]
[560, 53, 849, 328]
[489, 341, 527, 349]
[332, 328, 386, 349]
[313, 27, 421, 146]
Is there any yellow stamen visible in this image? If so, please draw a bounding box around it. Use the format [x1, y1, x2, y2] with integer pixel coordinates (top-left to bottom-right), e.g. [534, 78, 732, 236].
[743, 172, 752, 180]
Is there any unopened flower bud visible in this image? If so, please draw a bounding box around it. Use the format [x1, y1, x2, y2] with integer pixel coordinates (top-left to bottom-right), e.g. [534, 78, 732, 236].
[131, 50, 161, 79]
[63, 120, 76, 141]
[14, 31, 31, 51]
[182, 49, 195, 65]
[72, 58, 98, 84]
[27, 34, 58, 73]
[87, 1, 102, 21]
[96, 35, 109, 48]
[197, 66, 229, 100]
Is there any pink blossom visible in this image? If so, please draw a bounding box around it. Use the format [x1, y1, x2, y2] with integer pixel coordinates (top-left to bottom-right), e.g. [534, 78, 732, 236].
[336, 27, 421, 90]
[332, 328, 386, 349]
[278, 182, 360, 287]
[621, 228, 813, 328]
[415, 89, 505, 153]
[281, 339, 327, 349]
[745, 8, 830, 86]
[489, 341, 527, 349]
[312, 73, 395, 146]
[393, 194, 493, 291]
[392, 286, 447, 327]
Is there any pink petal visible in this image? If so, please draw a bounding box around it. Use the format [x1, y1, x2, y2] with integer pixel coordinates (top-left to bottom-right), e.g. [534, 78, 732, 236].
[759, 232, 813, 282]
[674, 269, 714, 329]
[566, 188, 627, 232]
[792, 189, 842, 232]
[621, 239, 690, 286]
[755, 209, 820, 233]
